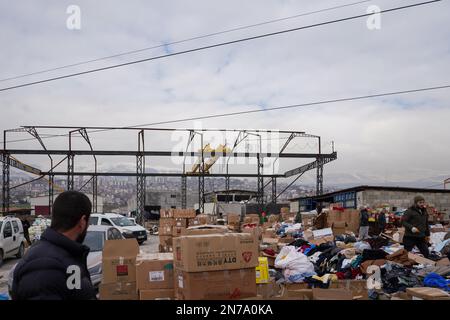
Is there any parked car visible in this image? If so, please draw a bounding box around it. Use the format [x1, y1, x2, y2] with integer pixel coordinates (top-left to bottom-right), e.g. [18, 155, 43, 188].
[0, 216, 26, 267]
[82, 225, 124, 288]
[89, 213, 147, 244]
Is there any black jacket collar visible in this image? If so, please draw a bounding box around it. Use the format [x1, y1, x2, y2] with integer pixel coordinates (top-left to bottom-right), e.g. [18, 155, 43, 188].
[41, 227, 90, 258]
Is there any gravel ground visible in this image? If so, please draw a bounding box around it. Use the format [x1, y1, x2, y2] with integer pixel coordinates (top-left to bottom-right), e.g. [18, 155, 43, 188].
[0, 235, 159, 297]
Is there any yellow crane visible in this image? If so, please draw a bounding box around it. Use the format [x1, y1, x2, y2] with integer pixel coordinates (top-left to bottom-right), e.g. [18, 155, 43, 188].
[188, 144, 231, 175]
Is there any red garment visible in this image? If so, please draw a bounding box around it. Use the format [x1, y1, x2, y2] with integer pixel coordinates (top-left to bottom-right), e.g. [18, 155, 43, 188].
[336, 272, 346, 280]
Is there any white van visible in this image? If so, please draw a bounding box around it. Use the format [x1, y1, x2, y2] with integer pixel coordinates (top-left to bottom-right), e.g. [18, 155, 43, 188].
[88, 213, 147, 245]
[0, 216, 26, 267]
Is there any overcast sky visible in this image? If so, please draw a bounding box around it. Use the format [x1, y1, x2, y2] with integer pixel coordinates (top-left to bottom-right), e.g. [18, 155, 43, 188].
[0, 0, 449, 188]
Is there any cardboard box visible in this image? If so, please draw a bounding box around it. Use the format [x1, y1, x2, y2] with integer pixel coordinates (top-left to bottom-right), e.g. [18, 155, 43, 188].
[102, 239, 139, 284]
[159, 235, 173, 247]
[390, 291, 412, 300]
[183, 225, 228, 236]
[406, 287, 450, 300]
[255, 257, 269, 284]
[302, 230, 314, 241]
[408, 253, 436, 266]
[312, 288, 353, 300]
[160, 209, 173, 218]
[262, 228, 277, 239]
[227, 213, 240, 224]
[159, 244, 173, 253]
[99, 282, 138, 300]
[172, 226, 187, 237]
[175, 218, 188, 228]
[287, 289, 313, 300]
[329, 280, 369, 300]
[175, 268, 257, 300]
[309, 235, 334, 246]
[173, 209, 196, 219]
[242, 226, 262, 242]
[268, 215, 279, 223]
[244, 214, 260, 225]
[136, 253, 174, 290]
[193, 214, 211, 225]
[281, 207, 290, 214]
[278, 236, 294, 244]
[312, 227, 333, 238]
[159, 224, 173, 236]
[331, 221, 347, 236]
[160, 218, 175, 227]
[257, 278, 282, 299]
[139, 289, 175, 300]
[173, 233, 259, 272]
[281, 212, 296, 222]
[436, 258, 450, 266]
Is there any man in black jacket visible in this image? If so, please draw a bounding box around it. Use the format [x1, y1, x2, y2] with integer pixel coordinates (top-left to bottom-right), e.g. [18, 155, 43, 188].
[358, 206, 370, 240]
[402, 195, 430, 258]
[12, 191, 96, 300]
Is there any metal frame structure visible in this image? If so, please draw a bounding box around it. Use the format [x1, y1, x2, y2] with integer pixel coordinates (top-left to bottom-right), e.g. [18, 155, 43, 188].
[1, 126, 337, 221]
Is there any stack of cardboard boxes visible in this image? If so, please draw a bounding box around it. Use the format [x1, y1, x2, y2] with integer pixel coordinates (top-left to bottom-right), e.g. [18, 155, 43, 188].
[173, 229, 259, 300]
[136, 253, 175, 300]
[159, 209, 197, 252]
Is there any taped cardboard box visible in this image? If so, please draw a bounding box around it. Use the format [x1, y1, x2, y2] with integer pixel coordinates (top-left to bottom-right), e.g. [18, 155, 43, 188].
[278, 236, 294, 244]
[139, 289, 175, 300]
[136, 253, 174, 290]
[175, 268, 257, 300]
[160, 209, 174, 218]
[309, 235, 334, 246]
[242, 226, 262, 242]
[173, 232, 259, 272]
[262, 228, 277, 239]
[183, 225, 228, 236]
[244, 214, 260, 225]
[257, 278, 282, 299]
[173, 209, 196, 219]
[193, 214, 211, 225]
[406, 287, 450, 300]
[287, 289, 313, 300]
[159, 224, 173, 236]
[102, 239, 139, 284]
[159, 218, 175, 227]
[99, 282, 138, 300]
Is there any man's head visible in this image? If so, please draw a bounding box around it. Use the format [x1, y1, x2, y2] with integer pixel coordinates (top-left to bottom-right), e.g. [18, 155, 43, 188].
[414, 195, 426, 209]
[51, 191, 92, 243]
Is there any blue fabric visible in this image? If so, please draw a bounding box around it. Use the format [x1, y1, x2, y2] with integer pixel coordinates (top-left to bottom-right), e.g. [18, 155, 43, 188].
[287, 272, 317, 283]
[423, 272, 450, 291]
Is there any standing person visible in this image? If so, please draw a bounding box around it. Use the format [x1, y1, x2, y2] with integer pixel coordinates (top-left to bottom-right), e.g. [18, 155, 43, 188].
[20, 217, 31, 246]
[12, 191, 96, 300]
[402, 195, 430, 258]
[378, 209, 387, 235]
[358, 206, 370, 240]
[313, 204, 327, 230]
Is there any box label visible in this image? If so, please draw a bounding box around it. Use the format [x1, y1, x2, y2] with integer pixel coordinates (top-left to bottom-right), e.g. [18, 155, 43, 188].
[116, 265, 128, 276]
[196, 251, 237, 268]
[149, 271, 164, 282]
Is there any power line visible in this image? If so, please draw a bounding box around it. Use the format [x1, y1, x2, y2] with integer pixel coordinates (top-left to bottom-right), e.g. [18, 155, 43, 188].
[0, 0, 442, 93]
[0, 1, 372, 83]
[2, 83, 449, 144]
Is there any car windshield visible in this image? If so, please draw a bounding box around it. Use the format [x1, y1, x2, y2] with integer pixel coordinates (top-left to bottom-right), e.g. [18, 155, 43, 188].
[83, 231, 105, 252]
[110, 217, 134, 227]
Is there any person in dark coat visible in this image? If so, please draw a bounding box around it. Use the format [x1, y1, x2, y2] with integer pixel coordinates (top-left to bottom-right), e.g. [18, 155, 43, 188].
[402, 195, 430, 258]
[20, 217, 31, 245]
[378, 209, 387, 234]
[12, 191, 96, 300]
[358, 206, 370, 240]
[313, 205, 327, 230]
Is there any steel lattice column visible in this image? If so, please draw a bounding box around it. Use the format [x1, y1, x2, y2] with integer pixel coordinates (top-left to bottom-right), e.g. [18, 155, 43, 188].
[181, 175, 187, 209]
[316, 158, 324, 196]
[67, 154, 75, 190]
[271, 177, 277, 204]
[49, 173, 54, 215]
[136, 130, 146, 225]
[92, 175, 98, 212]
[2, 154, 10, 214]
[257, 154, 264, 212]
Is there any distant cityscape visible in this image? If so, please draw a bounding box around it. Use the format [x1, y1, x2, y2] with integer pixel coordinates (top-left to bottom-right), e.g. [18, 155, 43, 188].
[4, 175, 336, 210]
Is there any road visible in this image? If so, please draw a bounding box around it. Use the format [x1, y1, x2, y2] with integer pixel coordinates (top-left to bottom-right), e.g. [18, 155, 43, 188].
[0, 235, 159, 297]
